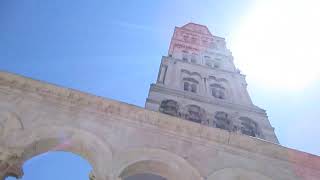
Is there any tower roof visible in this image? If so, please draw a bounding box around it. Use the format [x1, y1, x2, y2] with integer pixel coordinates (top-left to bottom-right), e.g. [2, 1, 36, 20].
[180, 22, 213, 36]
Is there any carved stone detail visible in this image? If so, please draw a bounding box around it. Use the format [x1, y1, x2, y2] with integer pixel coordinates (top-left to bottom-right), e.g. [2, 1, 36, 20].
[0, 150, 24, 180]
[159, 100, 180, 117]
[181, 105, 206, 124]
[214, 111, 232, 131]
[239, 117, 260, 137]
[89, 171, 96, 180]
[0, 69, 318, 180]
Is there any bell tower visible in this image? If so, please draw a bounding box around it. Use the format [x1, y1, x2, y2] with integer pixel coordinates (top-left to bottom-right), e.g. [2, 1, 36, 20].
[146, 23, 279, 143]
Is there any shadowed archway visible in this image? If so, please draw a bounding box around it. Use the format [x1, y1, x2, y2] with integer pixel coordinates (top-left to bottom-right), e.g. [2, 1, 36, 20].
[119, 160, 171, 180]
[114, 148, 202, 180]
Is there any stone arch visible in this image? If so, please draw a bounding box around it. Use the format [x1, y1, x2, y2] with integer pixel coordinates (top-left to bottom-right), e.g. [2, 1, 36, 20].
[119, 160, 175, 179]
[214, 111, 233, 131]
[207, 76, 230, 100]
[3, 125, 113, 180]
[208, 76, 228, 83]
[181, 69, 202, 94]
[159, 99, 179, 117]
[190, 53, 199, 64]
[207, 167, 273, 180]
[181, 69, 202, 79]
[0, 111, 24, 138]
[182, 104, 207, 124]
[183, 77, 199, 93]
[210, 83, 227, 99]
[114, 148, 202, 180]
[239, 116, 261, 137]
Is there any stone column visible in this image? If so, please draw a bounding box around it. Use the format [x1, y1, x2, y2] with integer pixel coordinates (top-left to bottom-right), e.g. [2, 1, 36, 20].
[0, 152, 24, 180]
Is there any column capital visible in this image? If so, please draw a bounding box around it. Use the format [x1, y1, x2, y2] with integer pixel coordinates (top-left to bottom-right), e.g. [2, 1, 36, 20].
[89, 171, 96, 180]
[0, 151, 24, 180]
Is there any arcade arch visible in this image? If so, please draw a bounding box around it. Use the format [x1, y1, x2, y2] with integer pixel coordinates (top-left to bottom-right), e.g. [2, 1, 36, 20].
[114, 148, 202, 180]
[207, 167, 273, 180]
[5, 151, 93, 180]
[1, 125, 113, 180]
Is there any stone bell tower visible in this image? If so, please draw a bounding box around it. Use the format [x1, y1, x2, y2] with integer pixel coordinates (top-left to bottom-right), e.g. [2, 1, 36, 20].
[146, 23, 279, 143]
[1, 22, 320, 180]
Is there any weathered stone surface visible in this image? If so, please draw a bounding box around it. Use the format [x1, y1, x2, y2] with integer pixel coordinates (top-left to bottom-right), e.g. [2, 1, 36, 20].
[1, 23, 320, 180]
[0, 70, 319, 179]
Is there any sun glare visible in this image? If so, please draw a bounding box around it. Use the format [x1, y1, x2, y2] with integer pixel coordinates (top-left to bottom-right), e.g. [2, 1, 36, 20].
[230, 0, 320, 91]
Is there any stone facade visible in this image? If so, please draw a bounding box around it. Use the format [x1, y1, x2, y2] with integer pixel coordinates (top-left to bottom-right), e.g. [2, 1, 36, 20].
[0, 23, 320, 180]
[146, 23, 278, 143]
[0, 71, 320, 179]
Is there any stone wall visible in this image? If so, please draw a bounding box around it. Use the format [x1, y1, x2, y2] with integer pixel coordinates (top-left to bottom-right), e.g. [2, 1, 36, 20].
[0, 71, 319, 180]
[146, 57, 278, 143]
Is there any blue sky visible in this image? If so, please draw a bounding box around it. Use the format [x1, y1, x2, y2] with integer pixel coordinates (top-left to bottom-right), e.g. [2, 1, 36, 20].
[1, 0, 320, 179]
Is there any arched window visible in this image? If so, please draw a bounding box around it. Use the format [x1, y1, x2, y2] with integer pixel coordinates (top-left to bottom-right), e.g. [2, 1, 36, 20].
[214, 111, 231, 131]
[214, 62, 220, 69]
[184, 105, 203, 123]
[182, 50, 189, 62]
[239, 117, 259, 137]
[191, 84, 197, 93]
[183, 81, 190, 91]
[183, 77, 198, 93]
[204, 56, 215, 68]
[190, 53, 198, 64]
[211, 83, 226, 99]
[159, 100, 179, 117]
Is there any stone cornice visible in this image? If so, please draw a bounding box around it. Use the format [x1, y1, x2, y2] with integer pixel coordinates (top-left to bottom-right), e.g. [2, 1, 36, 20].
[162, 56, 246, 78]
[149, 84, 266, 116]
[0, 71, 319, 171]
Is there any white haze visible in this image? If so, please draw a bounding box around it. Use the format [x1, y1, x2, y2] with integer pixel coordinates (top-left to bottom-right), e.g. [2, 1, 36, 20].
[230, 0, 320, 91]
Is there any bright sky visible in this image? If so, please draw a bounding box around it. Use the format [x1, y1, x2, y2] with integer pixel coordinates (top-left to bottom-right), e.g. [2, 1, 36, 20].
[230, 0, 320, 91]
[1, 0, 319, 179]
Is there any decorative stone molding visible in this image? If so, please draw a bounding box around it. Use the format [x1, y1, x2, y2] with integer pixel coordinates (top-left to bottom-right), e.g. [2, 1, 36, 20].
[0, 71, 320, 177]
[150, 84, 267, 115]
